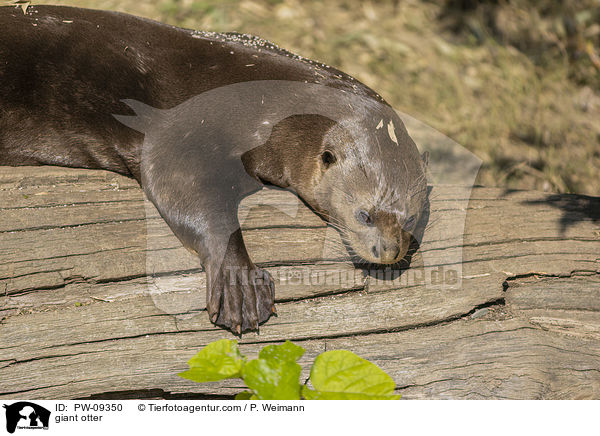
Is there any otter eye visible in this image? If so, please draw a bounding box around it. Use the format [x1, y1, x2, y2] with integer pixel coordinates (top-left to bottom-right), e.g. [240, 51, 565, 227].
[321, 151, 337, 168]
[356, 209, 373, 227]
[404, 215, 416, 231]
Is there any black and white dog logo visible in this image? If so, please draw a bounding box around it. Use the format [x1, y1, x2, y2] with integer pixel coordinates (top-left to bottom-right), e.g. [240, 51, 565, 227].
[3, 402, 50, 434]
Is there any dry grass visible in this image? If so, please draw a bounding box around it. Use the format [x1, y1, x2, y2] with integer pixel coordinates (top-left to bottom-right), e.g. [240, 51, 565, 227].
[24, 0, 600, 194]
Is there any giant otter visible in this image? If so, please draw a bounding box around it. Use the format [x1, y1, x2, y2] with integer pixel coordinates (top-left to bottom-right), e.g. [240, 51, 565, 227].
[0, 5, 429, 333]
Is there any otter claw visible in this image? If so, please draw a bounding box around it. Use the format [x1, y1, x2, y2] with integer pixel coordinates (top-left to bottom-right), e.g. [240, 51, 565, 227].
[207, 264, 275, 333]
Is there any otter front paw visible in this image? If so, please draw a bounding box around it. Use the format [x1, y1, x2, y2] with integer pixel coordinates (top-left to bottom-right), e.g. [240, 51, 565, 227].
[206, 264, 276, 334]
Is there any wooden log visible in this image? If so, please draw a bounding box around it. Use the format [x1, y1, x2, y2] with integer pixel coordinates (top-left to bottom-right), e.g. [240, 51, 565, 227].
[0, 166, 598, 399]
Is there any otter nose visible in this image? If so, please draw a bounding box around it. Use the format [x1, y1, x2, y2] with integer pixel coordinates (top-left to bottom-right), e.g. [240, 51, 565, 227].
[371, 241, 401, 263]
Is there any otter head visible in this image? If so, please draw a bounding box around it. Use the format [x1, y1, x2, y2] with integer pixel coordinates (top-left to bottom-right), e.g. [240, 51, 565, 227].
[242, 112, 429, 265]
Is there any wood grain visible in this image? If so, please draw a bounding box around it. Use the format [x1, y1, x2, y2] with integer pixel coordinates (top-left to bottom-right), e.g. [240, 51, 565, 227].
[0, 166, 598, 399]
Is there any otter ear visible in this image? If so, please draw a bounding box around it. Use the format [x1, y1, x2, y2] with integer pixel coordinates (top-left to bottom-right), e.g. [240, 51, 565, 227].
[421, 151, 429, 168]
[321, 150, 337, 169]
[241, 143, 289, 188]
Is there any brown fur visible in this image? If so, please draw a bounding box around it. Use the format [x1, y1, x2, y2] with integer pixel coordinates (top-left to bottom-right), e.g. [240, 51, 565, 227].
[0, 5, 428, 333]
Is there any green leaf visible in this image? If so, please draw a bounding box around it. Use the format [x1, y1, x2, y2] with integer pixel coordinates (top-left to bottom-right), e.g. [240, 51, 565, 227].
[302, 385, 400, 400]
[234, 391, 255, 400]
[307, 350, 399, 399]
[178, 339, 245, 383]
[258, 340, 305, 363]
[242, 341, 305, 400]
[243, 359, 302, 400]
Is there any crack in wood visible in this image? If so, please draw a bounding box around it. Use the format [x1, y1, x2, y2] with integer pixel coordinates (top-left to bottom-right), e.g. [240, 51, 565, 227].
[0, 198, 142, 211]
[0, 217, 148, 234]
[504, 270, 600, 283]
[422, 236, 600, 253]
[76, 389, 234, 400]
[0, 246, 140, 268]
[3, 350, 110, 369]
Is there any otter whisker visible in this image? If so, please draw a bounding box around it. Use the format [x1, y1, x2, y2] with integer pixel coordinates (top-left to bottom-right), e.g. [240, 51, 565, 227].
[424, 216, 441, 232]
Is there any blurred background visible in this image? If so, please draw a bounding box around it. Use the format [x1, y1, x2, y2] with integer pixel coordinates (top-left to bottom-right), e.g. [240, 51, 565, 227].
[29, 0, 600, 195]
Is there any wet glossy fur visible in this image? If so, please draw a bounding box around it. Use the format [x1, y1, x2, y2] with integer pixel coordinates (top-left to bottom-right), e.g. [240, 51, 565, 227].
[0, 5, 428, 333]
